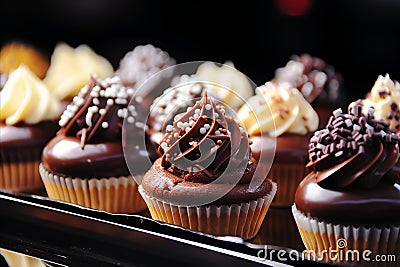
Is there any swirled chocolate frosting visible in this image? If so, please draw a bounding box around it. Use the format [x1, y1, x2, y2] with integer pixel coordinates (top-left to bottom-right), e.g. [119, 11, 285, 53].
[306, 102, 399, 189]
[159, 92, 251, 183]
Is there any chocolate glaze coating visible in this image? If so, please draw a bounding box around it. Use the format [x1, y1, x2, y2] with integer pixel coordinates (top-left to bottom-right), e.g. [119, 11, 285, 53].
[141, 158, 273, 206]
[295, 173, 400, 225]
[1, 121, 59, 162]
[250, 133, 311, 165]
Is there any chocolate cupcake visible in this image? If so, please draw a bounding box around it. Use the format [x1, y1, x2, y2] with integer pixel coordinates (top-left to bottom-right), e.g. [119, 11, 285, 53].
[238, 81, 319, 206]
[139, 93, 276, 240]
[40, 75, 159, 213]
[0, 66, 60, 193]
[273, 54, 343, 127]
[293, 102, 400, 266]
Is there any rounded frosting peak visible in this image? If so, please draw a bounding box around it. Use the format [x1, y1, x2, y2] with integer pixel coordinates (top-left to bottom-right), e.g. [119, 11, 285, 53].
[44, 43, 114, 100]
[0, 65, 60, 125]
[59, 75, 146, 148]
[238, 81, 319, 137]
[307, 102, 399, 189]
[350, 74, 399, 133]
[159, 92, 251, 183]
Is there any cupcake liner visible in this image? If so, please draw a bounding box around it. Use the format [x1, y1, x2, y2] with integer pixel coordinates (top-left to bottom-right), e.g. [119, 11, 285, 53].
[267, 164, 308, 207]
[0, 149, 44, 193]
[292, 205, 400, 266]
[138, 182, 277, 240]
[0, 249, 46, 267]
[39, 164, 146, 214]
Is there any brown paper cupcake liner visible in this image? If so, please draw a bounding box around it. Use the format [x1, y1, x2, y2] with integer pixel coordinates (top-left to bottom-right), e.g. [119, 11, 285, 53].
[267, 164, 308, 207]
[138, 182, 277, 240]
[0, 149, 44, 193]
[292, 205, 400, 266]
[39, 164, 146, 214]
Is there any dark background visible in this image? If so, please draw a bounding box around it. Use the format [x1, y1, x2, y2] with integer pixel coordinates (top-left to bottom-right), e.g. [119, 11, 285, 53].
[2, 0, 399, 105]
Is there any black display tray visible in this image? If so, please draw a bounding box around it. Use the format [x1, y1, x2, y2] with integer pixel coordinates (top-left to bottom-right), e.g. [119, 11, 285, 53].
[0, 190, 343, 267]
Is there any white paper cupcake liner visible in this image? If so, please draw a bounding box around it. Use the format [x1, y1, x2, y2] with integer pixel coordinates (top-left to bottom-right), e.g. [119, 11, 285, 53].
[139, 182, 277, 240]
[0, 149, 44, 193]
[0, 249, 46, 267]
[39, 164, 146, 214]
[292, 205, 400, 266]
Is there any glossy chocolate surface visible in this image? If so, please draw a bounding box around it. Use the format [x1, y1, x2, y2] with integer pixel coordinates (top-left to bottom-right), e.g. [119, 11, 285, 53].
[142, 158, 273, 206]
[0, 121, 59, 162]
[295, 173, 400, 225]
[250, 133, 311, 165]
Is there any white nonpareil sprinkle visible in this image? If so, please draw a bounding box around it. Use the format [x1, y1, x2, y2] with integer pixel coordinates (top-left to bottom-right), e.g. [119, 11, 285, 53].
[189, 120, 195, 126]
[205, 104, 212, 110]
[193, 114, 199, 119]
[353, 124, 361, 132]
[368, 106, 375, 114]
[99, 108, 106, 115]
[195, 109, 201, 114]
[177, 121, 183, 128]
[102, 122, 109, 128]
[335, 151, 343, 157]
[214, 112, 219, 118]
[166, 125, 173, 132]
[204, 123, 210, 130]
[85, 112, 93, 127]
[185, 127, 191, 133]
[333, 108, 343, 117]
[199, 127, 206, 134]
[107, 99, 114, 105]
[115, 98, 128, 105]
[92, 98, 100, 105]
[127, 116, 135, 124]
[215, 130, 221, 135]
[161, 142, 168, 150]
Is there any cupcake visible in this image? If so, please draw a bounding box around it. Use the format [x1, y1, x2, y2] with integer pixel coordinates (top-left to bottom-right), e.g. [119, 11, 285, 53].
[1, 42, 49, 79]
[139, 93, 276, 240]
[115, 44, 176, 108]
[238, 81, 319, 206]
[293, 102, 400, 266]
[148, 62, 253, 144]
[273, 54, 343, 127]
[40, 75, 159, 213]
[0, 66, 60, 193]
[44, 43, 114, 101]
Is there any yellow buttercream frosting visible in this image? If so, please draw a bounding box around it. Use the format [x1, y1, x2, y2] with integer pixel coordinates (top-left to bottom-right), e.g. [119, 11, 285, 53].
[350, 74, 399, 133]
[44, 43, 114, 100]
[238, 81, 319, 137]
[195, 61, 253, 109]
[0, 65, 60, 125]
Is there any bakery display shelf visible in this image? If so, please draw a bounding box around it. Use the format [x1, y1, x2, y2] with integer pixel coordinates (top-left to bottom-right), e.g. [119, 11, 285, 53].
[0, 190, 341, 267]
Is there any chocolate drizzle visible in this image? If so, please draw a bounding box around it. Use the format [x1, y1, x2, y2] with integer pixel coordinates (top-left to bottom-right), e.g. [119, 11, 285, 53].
[59, 75, 143, 148]
[159, 92, 251, 183]
[307, 101, 399, 188]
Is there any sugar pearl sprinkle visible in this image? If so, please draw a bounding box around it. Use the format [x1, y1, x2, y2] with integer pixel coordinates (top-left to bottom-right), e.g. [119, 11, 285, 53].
[59, 75, 142, 146]
[308, 101, 399, 163]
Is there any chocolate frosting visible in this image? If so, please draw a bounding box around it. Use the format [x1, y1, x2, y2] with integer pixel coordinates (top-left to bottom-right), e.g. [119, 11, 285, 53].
[159, 92, 250, 183]
[42, 75, 159, 178]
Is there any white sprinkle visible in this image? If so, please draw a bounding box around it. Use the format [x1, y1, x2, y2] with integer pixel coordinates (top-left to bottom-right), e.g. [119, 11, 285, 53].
[135, 95, 143, 103]
[227, 130, 231, 136]
[107, 99, 114, 105]
[215, 130, 221, 135]
[214, 112, 219, 118]
[166, 125, 173, 132]
[366, 124, 374, 131]
[333, 108, 343, 117]
[100, 90, 106, 97]
[204, 123, 210, 130]
[345, 119, 352, 127]
[301, 82, 313, 97]
[368, 106, 375, 114]
[93, 85, 101, 92]
[177, 121, 184, 128]
[189, 120, 195, 126]
[115, 98, 128, 105]
[335, 151, 343, 157]
[88, 106, 98, 113]
[316, 143, 325, 149]
[173, 133, 179, 138]
[380, 130, 387, 137]
[239, 127, 245, 133]
[135, 122, 145, 128]
[310, 136, 319, 143]
[127, 88, 134, 96]
[314, 130, 321, 137]
[93, 98, 100, 105]
[205, 104, 212, 110]
[161, 142, 168, 150]
[127, 116, 135, 124]
[102, 122, 109, 128]
[353, 124, 361, 132]
[190, 84, 202, 94]
[185, 127, 191, 133]
[85, 112, 93, 127]
[189, 141, 197, 146]
[193, 114, 199, 119]
[199, 128, 207, 134]
[128, 105, 136, 112]
[183, 122, 189, 128]
[111, 76, 121, 83]
[99, 108, 106, 115]
[118, 108, 128, 118]
[195, 109, 201, 114]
